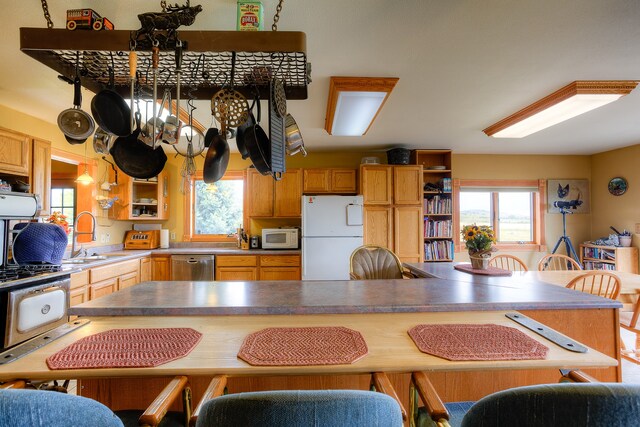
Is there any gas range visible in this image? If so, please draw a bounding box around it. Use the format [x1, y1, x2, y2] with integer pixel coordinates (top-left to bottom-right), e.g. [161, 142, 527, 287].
[0, 264, 69, 290]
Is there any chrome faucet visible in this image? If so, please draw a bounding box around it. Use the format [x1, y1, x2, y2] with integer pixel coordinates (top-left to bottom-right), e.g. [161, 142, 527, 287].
[71, 211, 97, 258]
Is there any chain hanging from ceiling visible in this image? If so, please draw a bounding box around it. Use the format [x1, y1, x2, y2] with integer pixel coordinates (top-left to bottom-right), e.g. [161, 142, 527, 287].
[40, 0, 54, 29]
[271, 0, 284, 31]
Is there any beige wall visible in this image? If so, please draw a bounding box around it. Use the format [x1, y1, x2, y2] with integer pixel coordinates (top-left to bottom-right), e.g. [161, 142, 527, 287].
[591, 144, 640, 271]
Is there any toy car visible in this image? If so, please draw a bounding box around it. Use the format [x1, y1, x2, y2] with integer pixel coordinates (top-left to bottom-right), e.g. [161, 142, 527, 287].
[66, 9, 114, 31]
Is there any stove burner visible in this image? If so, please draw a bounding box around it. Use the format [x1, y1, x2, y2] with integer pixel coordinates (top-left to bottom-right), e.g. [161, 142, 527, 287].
[0, 264, 62, 283]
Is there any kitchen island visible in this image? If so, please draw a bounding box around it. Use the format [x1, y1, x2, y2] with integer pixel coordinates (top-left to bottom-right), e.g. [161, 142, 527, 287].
[55, 276, 623, 409]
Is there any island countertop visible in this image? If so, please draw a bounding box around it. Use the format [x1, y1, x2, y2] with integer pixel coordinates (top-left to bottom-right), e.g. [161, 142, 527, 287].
[69, 276, 620, 317]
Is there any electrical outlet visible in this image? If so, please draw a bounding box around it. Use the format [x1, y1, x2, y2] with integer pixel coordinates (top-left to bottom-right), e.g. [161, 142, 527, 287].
[100, 234, 106, 243]
[105, 233, 110, 243]
[635, 223, 640, 234]
[170, 232, 176, 240]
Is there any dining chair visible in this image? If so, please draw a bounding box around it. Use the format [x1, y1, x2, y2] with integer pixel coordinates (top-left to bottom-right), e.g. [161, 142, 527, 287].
[411, 370, 640, 427]
[349, 244, 415, 280]
[0, 376, 192, 427]
[194, 389, 403, 427]
[565, 271, 620, 300]
[537, 254, 582, 271]
[619, 293, 640, 365]
[488, 254, 528, 272]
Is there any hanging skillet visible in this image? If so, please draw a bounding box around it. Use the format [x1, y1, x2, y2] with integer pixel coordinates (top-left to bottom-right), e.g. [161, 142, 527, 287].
[235, 96, 257, 159]
[109, 112, 167, 179]
[90, 66, 131, 137]
[57, 75, 95, 143]
[203, 131, 230, 183]
[243, 97, 271, 175]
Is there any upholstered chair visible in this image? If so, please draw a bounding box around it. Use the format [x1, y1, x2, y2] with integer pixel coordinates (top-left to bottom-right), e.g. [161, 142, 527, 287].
[350, 245, 414, 280]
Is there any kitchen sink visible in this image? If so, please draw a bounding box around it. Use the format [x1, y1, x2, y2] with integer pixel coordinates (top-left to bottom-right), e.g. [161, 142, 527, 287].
[61, 255, 108, 264]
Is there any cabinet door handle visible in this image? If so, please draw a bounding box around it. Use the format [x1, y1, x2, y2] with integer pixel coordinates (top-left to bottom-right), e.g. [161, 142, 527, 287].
[163, 177, 168, 197]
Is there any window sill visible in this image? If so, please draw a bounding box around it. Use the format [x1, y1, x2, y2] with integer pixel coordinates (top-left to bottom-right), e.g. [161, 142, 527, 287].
[185, 235, 236, 243]
[494, 243, 547, 252]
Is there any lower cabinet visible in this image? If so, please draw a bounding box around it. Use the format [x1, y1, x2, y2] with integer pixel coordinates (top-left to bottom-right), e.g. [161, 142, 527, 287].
[140, 257, 152, 282]
[88, 259, 140, 300]
[69, 270, 89, 308]
[151, 255, 171, 281]
[215, 254, 301, 281]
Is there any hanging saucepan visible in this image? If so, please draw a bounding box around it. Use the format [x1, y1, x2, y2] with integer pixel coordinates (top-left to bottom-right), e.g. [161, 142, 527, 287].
[92, 127, 113, 154]
[109, 112, 167, 179]
[235, 96, 257, 159]
[243, 98, 271, 175]
[90, 67, 131, 137]
[57, 76, 95, 143]
[284, 113, 307, 156]
[203, 130, 230, 183]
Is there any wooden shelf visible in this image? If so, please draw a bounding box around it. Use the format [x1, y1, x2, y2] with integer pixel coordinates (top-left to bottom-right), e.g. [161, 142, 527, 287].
[424, 236, 452, 240]
[19, 28, 309, 100]
[579, 244, 638, 273]
[424, 191, 452, 195]
[422, 169, 452, 174]
[425, 213, 452, 216]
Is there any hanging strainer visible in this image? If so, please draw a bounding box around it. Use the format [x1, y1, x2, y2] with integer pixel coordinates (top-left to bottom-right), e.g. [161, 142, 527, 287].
[173, 125, 205, 157]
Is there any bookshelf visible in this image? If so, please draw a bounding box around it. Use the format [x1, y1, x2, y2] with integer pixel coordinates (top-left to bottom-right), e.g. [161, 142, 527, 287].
[411, 149, 454, 262]
[579, 244, 638, 273]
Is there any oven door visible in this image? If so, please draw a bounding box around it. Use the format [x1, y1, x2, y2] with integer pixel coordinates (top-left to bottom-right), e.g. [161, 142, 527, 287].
[4, 278, 70, 349]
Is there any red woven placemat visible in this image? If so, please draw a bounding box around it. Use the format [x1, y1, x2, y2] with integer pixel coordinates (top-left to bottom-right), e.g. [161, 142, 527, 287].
[238, 326, 368, 366]
[47, 328, 202, 370]
[408, 324, 548, 361]
[454, 263, 512, 276]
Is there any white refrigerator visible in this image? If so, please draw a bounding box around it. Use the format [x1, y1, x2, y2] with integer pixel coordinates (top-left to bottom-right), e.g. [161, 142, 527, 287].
[302, 195, 364, 280]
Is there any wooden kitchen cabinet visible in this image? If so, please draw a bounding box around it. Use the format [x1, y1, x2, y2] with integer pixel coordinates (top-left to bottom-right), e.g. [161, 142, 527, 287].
[303, 168, 357, 194]
[89, 277, 118, 300]
[361, 165, 423, 263]
[140, 257, 152, 282]
[151, 255, 171, 281]
[109, 167, 169, 220]
[69, 270, 89, 308]
[89, 258, 140, 300]
[246, 168, 302, 218]
[359, 165, 392, 205]
[30, 138, 51, 215]
[215, 254, 301, 280]
[216, 255, 258, 281]
[393, 166, 422, 205]
[0, 128, 30, 176]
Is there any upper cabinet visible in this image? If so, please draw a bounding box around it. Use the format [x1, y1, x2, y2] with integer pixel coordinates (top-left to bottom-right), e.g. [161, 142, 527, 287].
[247, 168, 303, 218]
[31, 139, 51, 215]
[359, 165, 393, 205]
[303, 168, 357, 194]
[393, 166, 423, 205]
[0, 128, 31, 176]
[109, 167, 169, 220]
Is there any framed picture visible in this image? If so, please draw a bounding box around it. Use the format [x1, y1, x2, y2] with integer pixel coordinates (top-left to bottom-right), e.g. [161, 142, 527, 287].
[547, 179, 590, 213]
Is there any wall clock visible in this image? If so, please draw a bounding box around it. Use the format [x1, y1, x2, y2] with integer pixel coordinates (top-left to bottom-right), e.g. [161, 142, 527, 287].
[608, 177, 628, 196]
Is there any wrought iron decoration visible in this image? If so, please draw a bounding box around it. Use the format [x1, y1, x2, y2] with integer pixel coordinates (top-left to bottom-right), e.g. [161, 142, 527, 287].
[135, 1, 202, 40]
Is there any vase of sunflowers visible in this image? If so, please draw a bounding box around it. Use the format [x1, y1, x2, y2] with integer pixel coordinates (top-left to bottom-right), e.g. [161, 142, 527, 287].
[461, 224, 496, 270]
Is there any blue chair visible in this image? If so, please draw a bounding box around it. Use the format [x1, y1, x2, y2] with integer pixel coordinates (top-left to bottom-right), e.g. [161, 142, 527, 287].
[194, 389, 403, 427]
[412, 371, 640, 427]
[0, 388, 124, 427]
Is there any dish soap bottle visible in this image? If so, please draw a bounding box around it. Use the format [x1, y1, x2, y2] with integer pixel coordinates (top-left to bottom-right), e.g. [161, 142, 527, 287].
[237, 1, 263, 31]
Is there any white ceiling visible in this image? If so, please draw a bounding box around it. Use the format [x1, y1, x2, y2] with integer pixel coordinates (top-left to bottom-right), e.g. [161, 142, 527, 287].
[2, 0, 640, 155]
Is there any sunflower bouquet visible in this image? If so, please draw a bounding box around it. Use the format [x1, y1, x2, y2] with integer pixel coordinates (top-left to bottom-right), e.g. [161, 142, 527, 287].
[46, 211, 70, 235]
[461, 224, 496, 257]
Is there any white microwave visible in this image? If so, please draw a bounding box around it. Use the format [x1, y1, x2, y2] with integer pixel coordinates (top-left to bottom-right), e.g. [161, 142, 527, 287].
[262, 228, 299, 249]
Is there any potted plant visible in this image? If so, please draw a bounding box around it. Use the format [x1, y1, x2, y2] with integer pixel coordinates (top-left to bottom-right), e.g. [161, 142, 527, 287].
[46, 211, 70, 235]
[461, 224, 496, 269]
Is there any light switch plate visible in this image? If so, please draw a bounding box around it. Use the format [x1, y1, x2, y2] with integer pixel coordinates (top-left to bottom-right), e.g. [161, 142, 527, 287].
[635, 223, 640, 234]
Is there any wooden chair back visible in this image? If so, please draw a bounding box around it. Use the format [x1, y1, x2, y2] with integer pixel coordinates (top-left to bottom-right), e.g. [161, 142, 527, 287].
[565, 271, 620, 300]
[537, 254, 582, 271]
[488, 254, 528, 272]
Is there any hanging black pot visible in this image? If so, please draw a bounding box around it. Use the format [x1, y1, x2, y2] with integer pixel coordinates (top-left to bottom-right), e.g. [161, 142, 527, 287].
[203, 132, 230, 183]
[91, 68, 131, 137]
[109, 113, 167, 179]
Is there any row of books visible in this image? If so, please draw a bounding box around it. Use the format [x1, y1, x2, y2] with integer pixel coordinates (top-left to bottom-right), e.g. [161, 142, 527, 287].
[582, 247, 616, 261]
[424, 218, 452, 238]
[424, 240, 454, 261]
[582, 261, 616, 271]
[423, 195, 452, 215]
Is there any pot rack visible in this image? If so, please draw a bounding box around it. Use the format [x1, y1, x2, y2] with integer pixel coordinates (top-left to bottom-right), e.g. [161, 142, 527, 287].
[19, 28, 309, 100]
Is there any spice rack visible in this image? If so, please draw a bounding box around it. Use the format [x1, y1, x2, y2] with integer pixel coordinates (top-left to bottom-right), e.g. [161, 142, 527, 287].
[20, 28, 309, 100]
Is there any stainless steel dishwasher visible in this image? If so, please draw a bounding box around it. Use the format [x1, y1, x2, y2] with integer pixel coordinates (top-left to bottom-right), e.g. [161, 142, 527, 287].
[171, 255, 215, 281]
